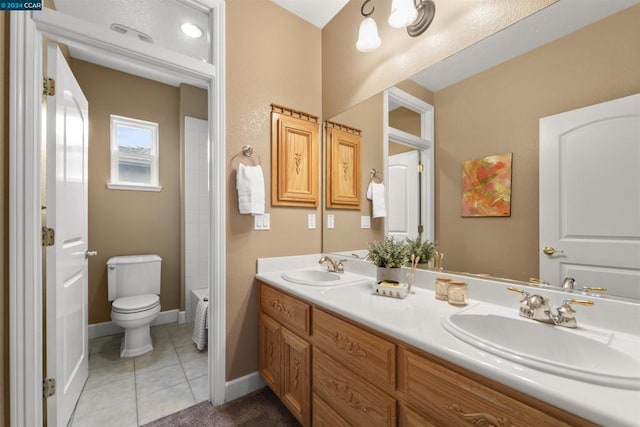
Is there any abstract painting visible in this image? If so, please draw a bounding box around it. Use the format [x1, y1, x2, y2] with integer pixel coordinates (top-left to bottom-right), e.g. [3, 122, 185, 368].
[461, 153, 512, 217]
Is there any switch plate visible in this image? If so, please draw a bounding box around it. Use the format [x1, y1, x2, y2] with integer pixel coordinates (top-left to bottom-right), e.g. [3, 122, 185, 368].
[360, 215, 371, 229]
[327, 214, 335, 229]
[308, 213, 316, 229]
[254, 213, 270, 231]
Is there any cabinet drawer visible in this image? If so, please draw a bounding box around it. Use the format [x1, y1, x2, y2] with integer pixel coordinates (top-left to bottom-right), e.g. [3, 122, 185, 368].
[313, 308, 395, 389]
[398, 348, 581, 427]
[399, 404, 438, 427]
[313, 348, 396, 427]
[312, 393, 351, 427]
[260, 284, 310, 337]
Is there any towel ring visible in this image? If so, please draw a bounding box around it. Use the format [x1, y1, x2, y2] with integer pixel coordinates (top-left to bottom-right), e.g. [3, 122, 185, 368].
[232, 145, 261, 167]
[370, 168, 383, 184]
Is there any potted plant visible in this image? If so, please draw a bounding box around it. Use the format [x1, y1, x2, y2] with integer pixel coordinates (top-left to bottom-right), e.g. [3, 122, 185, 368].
[366, 237, 410, 283]
[406, 237, 436, 266]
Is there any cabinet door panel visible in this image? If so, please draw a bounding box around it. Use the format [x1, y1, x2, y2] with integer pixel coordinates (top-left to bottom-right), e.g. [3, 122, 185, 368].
[313, 348, 396, 427]
[399, 404, 438, 427]
[261, 284, 310, 337]
[259, 313, 281, 395]
[313, 393, 351, 427]
[398, 348, 580, 427]
[313, 308, 395, 389]
[281, 327, 311, 426]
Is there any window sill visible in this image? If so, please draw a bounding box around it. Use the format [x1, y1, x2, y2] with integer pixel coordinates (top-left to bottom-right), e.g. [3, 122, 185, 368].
[106, 183, 163, 192]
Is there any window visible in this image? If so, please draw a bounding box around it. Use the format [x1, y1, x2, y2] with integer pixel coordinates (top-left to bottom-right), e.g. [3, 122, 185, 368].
[108, 115, 161, 191]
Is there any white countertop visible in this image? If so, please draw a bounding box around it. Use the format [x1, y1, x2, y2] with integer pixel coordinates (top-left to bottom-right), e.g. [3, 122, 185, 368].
[256, 254, 640, 427]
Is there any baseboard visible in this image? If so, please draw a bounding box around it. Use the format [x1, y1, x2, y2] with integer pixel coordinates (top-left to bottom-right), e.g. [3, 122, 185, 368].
[178, 310, 186, 324]
[225, 371, 266, 403]
[88, 309, 180, 339]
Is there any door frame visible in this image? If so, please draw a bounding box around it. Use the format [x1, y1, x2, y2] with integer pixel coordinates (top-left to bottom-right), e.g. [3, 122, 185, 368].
[9, 3, 227, 425]
[383, 87, 435, 242]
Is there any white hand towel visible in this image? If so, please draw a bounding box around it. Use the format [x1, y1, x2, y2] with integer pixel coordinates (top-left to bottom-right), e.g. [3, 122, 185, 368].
[236, 163, 265, 215]
[366, 182, 387, 218]
[192, 299, 208, 351]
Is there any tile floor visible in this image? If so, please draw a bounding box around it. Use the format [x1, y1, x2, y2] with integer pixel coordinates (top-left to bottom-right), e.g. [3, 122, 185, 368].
[69, 322, 208, 427]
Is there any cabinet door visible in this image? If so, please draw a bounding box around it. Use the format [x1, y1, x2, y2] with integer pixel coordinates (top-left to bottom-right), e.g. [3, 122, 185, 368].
[259, 313, 281, 395]
[281, 327, 311, 426]
[313, 348, 396, 427]
[313, 393, 351, 427]
[399, 404, 438, 427]
[398, 348, 585, 427]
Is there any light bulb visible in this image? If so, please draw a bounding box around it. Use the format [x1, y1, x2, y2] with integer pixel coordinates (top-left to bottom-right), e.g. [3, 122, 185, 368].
[388, 0, 418, 28]
[356, 17, 381, 53]
[181, 22, 203, 39]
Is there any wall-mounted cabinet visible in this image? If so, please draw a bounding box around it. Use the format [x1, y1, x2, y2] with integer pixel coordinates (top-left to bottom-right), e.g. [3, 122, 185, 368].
[325, 122, 362, 209]
[271, 104, 319, 207]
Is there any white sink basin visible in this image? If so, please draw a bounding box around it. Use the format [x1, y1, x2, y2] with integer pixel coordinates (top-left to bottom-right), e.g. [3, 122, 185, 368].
[281, 269, 372, 286]
[442, 304, 640, 389]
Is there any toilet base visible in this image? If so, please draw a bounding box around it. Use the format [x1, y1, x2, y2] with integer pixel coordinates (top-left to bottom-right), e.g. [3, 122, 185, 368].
[120, 324, 154, 358]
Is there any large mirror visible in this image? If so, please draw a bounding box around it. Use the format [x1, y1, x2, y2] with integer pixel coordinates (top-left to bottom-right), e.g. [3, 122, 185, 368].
[322, 2, 640, 299]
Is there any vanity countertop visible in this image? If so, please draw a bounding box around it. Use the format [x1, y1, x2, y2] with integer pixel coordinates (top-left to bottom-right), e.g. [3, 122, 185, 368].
[256, 255, 640, 427]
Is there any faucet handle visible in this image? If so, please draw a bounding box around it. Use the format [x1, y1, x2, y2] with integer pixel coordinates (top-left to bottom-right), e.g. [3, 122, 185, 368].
[581, 286, 607, 293]
[564, 298, 594, 307]
[554, 298, 593, 328]
[336, 259, 347, 273]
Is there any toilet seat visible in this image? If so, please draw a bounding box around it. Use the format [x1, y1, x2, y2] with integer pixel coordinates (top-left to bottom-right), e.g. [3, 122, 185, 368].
[112, 294, 159, 314]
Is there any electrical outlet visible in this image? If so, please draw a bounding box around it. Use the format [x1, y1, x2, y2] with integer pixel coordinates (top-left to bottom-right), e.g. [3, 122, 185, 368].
[254, 213, 270, 231]
[308, 213, 316, 229]
[360, 215, 371, 229]
[327, 214, 335, 229]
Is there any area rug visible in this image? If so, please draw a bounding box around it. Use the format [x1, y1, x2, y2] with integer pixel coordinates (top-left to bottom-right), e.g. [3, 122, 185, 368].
[143, 387, 300, 426]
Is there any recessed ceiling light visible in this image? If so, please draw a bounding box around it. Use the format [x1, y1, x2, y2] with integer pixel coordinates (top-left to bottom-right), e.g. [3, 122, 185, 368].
[181, 22, 203, 39]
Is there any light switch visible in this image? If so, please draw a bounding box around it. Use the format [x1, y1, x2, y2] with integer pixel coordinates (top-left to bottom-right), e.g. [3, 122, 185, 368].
[327, 214, 335, 229]
[360, 215, 371, 229]
[308, 213, 316, 229]
[254, 213, 270, 231]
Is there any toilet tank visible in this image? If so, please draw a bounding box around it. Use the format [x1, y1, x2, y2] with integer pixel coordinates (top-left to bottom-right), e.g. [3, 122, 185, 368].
[107, 254, 162, 301]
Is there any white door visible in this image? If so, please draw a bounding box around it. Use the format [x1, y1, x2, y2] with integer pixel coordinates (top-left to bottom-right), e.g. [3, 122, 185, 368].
[539, 93, 640, 298]
[387, 150, 420, 240]
[45, 44, 90, 426]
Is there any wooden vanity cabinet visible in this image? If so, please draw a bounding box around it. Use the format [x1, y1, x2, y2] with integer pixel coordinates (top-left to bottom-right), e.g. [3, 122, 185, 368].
[397, 348, 596, 427]
[259, 282, 596, 427]
[259, 285, 311, 426]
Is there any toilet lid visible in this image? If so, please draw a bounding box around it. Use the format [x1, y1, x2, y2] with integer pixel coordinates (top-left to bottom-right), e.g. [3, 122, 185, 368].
[112, 294, 160, 313]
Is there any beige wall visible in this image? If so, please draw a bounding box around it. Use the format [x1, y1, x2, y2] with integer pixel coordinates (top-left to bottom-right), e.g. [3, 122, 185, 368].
[323, 94, 385, 253]
[322, 0, 555, 118]
[1, 13, 7, 427]
[433, 5, 640, 281]
[225, 0, 322, 381]
[69, 59, 181, 324]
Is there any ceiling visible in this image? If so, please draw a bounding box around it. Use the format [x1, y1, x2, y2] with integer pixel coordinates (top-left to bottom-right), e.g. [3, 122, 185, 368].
[271, 0, 349, 28]
[54, 0, 211, 63]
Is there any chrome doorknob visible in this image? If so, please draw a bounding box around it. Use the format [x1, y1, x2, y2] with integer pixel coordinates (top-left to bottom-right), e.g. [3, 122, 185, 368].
[85, 250, 98, 259]
[542, 246, 564, 256]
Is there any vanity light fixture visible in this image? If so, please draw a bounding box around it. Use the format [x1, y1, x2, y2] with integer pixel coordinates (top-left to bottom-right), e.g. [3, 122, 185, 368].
[181, 22, 203, 39]
[356, 0, 436, 53]
[356, 0, 382, 53]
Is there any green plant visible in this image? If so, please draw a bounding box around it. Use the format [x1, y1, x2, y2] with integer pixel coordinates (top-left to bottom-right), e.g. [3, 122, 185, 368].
[366, 237, 410, 268]
[406, 237, 435, 264]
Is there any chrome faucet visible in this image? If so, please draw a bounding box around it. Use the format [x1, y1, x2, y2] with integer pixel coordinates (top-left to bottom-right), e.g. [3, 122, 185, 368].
[318, 256, 346, 273]
[561, 277, 576, 289]
[507, 287, 593, 328]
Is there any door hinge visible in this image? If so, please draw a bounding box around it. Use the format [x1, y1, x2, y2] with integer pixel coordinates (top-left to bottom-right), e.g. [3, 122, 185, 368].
[417, 163, 424, 173]
[42, 77, 55, 96]
[418, 224, 424, 234]
[42, 227, 55, 247]
[43, 378, 56, 398]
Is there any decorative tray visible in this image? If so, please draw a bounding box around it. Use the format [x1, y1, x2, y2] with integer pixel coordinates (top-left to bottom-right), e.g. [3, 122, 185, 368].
[371, 281, 409, 299]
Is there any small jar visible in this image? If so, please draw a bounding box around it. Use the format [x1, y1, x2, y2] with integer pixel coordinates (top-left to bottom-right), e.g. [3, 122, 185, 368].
[448, 280, 468, 306]
[435, 277, 452, 300]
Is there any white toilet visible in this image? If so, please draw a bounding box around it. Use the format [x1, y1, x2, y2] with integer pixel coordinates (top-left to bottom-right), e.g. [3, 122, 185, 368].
[107, 254, 162, 357]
